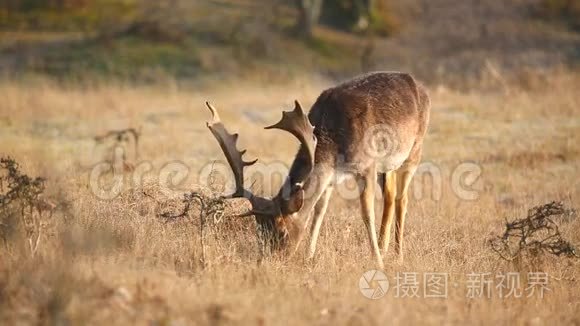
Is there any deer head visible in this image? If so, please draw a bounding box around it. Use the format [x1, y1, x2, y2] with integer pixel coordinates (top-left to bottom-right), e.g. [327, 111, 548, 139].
[204, 101, 316, 249]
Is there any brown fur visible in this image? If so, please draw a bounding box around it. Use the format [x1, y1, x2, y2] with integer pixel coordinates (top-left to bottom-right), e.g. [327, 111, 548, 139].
[207, 72, 430, 267]
[283, 72, 429, 189]
[276, 72, 431, 266]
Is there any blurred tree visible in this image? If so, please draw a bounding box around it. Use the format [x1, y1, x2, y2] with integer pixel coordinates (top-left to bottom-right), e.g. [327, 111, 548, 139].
[0, 0, 136, 32]
[295, 0, 324, 38]
[97, 0, 189, 44]
[0, 0, 90, 11]
[535, 0, 580, 31]
[321, 0, 398, 36]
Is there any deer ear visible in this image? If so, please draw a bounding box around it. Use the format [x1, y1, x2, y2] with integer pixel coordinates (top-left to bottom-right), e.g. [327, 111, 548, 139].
[285, 186, 304, 214]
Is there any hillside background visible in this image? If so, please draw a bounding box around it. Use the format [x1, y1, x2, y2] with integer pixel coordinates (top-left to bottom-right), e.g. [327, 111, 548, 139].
[1, 1, 580, 325]
[1, 0, 578, 87]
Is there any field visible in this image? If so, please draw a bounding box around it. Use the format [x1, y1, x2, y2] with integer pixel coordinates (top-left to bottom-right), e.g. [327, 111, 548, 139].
[1, 0, 580, 325]
[0, 71, 579, 325]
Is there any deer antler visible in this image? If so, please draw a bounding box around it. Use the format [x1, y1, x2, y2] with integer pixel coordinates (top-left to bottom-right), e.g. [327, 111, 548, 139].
[205, 102, 257, 197]
[265, 100, 317, 175]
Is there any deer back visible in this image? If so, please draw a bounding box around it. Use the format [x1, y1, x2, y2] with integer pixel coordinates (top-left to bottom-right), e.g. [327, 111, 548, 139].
[288, 72, 430, 182]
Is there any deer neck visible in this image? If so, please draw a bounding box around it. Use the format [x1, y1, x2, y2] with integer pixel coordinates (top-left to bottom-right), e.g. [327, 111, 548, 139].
[277, 146, 311, 200]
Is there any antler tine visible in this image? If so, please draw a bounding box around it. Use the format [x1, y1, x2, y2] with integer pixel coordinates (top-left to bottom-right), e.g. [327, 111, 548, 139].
[205, 102, 257, 197]
[206, 101, 221, 123]
[265, 100, 317, 172]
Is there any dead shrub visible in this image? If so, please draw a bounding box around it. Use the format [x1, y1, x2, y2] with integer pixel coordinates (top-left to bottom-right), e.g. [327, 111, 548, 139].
[0, 157, 54, 256]
[94, 127, 140, 173]
[490, 201, 578, 262]
[154, 188, 263, 267]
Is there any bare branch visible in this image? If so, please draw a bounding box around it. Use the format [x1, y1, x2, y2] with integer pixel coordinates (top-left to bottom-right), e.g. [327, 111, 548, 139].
[490, 201, 578, 261]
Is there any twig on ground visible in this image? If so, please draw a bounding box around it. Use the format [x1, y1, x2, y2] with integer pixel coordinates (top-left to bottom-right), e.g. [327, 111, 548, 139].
[490, 201, 578, 261]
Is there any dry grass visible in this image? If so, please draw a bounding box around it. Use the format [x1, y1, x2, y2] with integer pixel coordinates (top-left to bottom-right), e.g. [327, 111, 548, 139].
[0, 71, 579, 325]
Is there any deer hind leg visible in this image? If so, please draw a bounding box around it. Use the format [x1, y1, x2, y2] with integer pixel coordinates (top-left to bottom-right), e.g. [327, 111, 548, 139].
[378, 171, 397, 253]
[358, 164, 384, 269]
[394, 165, 417, 261]
[307, 186, 334, 259]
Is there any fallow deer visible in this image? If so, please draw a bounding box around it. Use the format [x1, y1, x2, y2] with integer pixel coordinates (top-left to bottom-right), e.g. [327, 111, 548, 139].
[205, 72, 430, 268]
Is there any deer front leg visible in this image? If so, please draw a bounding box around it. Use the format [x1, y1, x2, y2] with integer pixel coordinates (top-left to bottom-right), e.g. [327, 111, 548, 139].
[358, 165, 384, 269]
[289, 168, 334, 256]
[378, 170, 397, 253]
[307, 186, 334, 259]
